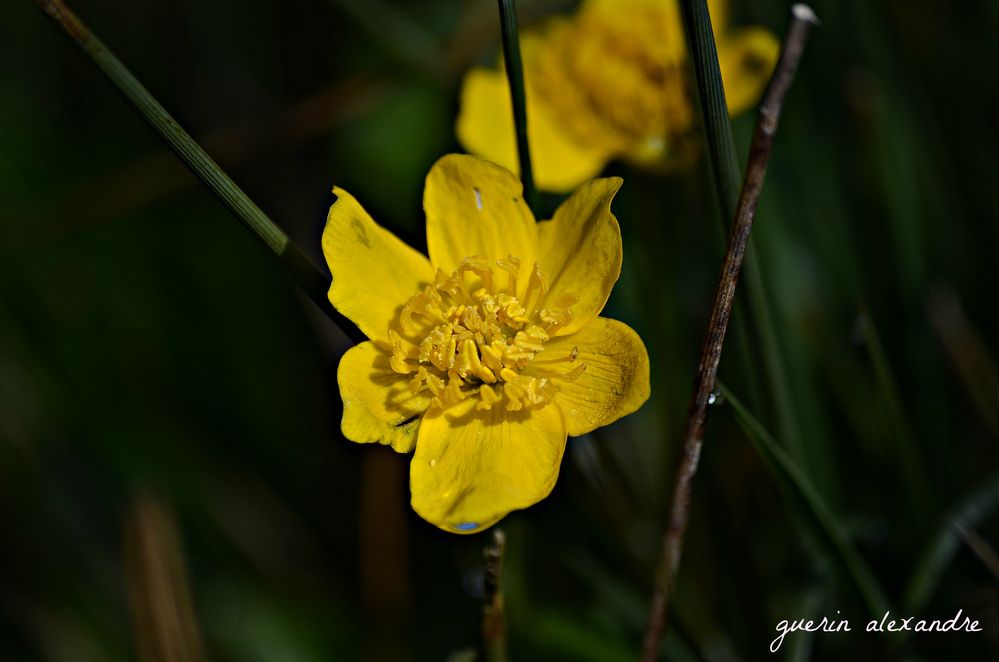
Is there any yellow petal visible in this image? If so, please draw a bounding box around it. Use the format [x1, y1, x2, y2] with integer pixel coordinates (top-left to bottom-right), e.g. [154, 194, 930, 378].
[410, 398, 567, 533]
[535, 317, 650, 437]
[337, 341, 432, 453]
[583, 0, 678, 15]
[454, 69, 516, 185]
[708, 0, 730, 32]
[536, 178, 623, 336]
[424, 154, 538, 288]
[322, 188, 435, 342]
[580, 0, 686, 63]
[455, 67, 610, 193]
[719, 28, 780, 117]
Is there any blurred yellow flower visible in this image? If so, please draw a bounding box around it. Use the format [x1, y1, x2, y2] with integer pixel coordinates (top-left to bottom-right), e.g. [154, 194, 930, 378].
[457, 0, 779, 192]
[323, 154, 650, 533]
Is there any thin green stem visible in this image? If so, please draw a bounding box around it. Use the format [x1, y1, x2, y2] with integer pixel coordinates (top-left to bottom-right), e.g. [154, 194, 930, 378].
[680, 0, 805, 463]
[30, 0, 363, 342]
[496, 0, 539, 214]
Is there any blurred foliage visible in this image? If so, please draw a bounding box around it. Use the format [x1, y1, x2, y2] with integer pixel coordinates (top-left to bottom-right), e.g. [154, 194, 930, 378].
[1, 0, 998, 660]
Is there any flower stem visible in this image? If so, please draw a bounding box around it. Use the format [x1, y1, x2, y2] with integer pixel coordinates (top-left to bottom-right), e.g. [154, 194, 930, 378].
[30, 0, 364, 343]
[482, 529, 508, 662]
[680, 0, 806, 463]
[641, 7, 818, 659]
[496, 0, 539, 215]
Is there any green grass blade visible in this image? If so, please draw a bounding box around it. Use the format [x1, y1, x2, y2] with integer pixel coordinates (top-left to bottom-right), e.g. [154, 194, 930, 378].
[328, 0, 440, 74]
[721, 384, 892, 618]
[496, 0, 539, 214]
[679, 0, 805, 464]
[31, 0, 363, 341]
[787, 588, 824, 662]
[678, 0, 741, 212]
[857, 310, 932, 515]
[903, 474, 999, 615]
[927, 288, 999, 442]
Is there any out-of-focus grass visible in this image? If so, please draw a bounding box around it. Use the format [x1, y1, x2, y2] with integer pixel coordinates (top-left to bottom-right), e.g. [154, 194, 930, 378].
[1, 0, 997, 660]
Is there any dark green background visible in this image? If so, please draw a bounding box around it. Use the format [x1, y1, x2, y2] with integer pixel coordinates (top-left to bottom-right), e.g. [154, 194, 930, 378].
[1, 0, 997, 659]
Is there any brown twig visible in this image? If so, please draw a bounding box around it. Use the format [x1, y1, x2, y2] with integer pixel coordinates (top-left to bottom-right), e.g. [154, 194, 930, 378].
[124, 493, 205, 662]
[640, 6, 818, 659]
[482, 529, 508, 662]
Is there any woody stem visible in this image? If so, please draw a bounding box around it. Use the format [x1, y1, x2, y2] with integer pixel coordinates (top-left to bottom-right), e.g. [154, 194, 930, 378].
[641, 6, 818, 659]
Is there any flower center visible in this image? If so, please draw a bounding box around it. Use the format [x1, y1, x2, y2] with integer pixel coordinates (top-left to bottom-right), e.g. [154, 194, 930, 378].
[388, 255, 585, 412]
[532, 8, 694, 147]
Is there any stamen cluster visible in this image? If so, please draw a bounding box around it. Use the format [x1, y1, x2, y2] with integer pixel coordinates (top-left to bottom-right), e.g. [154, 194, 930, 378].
[389, 255, 585, 411]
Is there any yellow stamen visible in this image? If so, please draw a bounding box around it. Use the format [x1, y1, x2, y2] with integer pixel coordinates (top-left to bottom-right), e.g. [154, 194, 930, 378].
[390, 254, 579, 412]
[496, 254, 521, 295]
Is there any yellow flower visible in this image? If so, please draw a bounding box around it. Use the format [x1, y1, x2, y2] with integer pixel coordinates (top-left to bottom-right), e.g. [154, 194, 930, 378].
[456, 0, 779, 192]
[323, 154, 650, 533]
